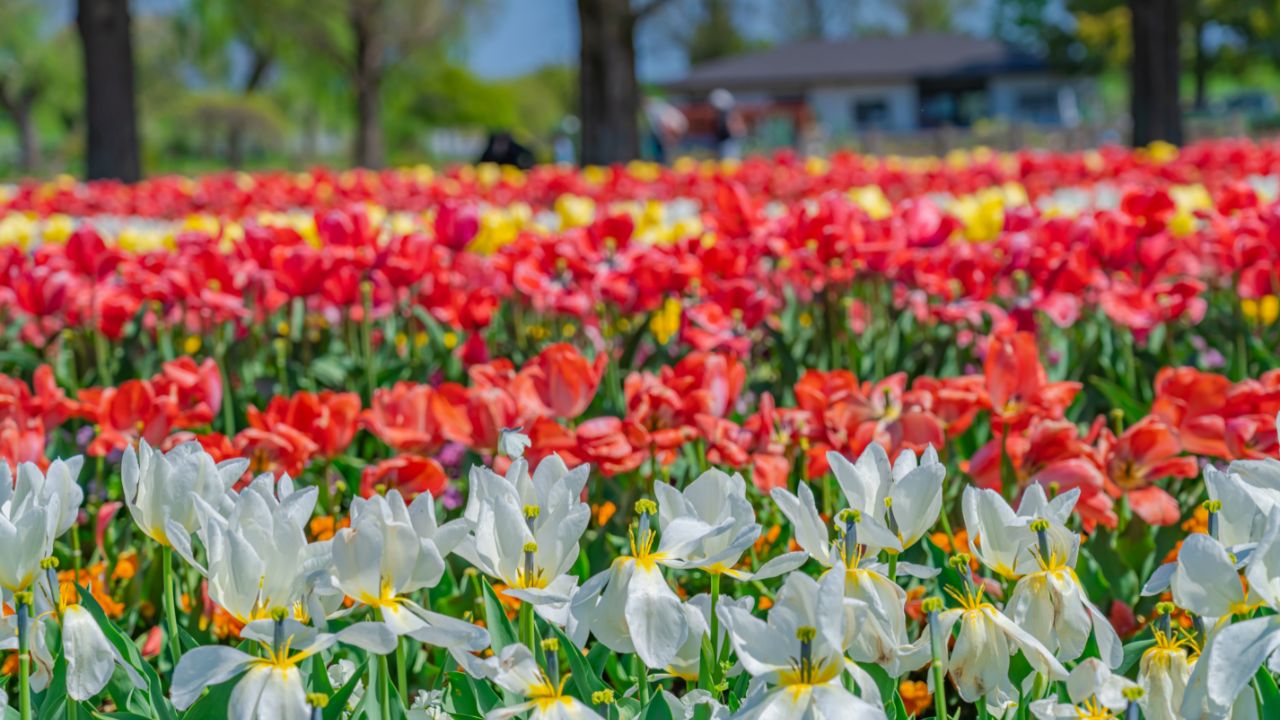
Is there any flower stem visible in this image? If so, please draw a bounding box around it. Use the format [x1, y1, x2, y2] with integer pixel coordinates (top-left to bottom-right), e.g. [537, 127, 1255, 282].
[518, 601, 537, 652]
[162, 545, 182, 666]
[17, 595, 31, 720]
[377, 654, 392, 720]
[886, 554, 898, 582]
[708, 571, 721, 662]
[926, 604, 948, 720]
[633, 653, 649, 706]
[396, 637, 410, 702]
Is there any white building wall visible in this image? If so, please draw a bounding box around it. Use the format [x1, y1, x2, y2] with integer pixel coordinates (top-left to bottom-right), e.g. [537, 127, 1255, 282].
[989, 75, 1086, 126]
[807, 84, 919, 135]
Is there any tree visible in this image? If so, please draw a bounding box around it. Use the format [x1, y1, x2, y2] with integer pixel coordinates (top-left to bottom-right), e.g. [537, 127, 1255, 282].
[187, 0, 287, 167]
[77, 0, 141, 181]
[685, 0, 749, 64]
[0, 1, 73, 175]
[1129, 0, 1182, 145]
[576, 0, 677, 166]
[283, 0, 476, 169]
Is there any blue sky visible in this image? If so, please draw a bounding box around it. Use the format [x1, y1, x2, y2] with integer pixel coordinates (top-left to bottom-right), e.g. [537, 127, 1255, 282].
[464, 0, 999, 82]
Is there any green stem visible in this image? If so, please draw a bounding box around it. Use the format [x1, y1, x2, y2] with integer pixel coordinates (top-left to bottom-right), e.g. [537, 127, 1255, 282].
[633, 653, 649, 705]
[361, 282, 376, 403]
[17, 596, 31, 720]
[377, 654, 392, 720]
[396, 637, 410, 702]
[886, 554, 898, 583]
[708, 571, 722, 689]
[928, 609, 948, 720]
[518, 601, 536, 653]
[162, 546, 182, 666]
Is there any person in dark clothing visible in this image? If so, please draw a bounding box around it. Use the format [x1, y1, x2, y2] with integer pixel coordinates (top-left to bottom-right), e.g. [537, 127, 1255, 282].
[479, 131, 535, 169]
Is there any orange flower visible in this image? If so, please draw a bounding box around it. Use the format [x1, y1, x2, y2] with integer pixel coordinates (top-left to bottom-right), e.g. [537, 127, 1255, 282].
[984, 330, 1080, 429]
[359, 454, 448, 502]
[516, 343, 606, 420]
[362, 381, 472, 453]
[1099, 416, 1198, 526]
[112, 550, 139, 582]
[591, 501, 618, 527]
[247, 390, 362, 458]
[310, 515, 351, 541]
[899, 680, 932, 717]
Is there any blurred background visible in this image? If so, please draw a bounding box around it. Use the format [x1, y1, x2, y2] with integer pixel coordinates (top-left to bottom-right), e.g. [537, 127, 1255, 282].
[1, 0, 1274, 181]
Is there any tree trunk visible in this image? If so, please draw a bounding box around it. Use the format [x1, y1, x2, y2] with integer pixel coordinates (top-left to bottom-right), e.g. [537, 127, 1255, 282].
[577, 0, 641, 165]
[350, 3, 384, 169]
[14, 103, 40, 175]
[226, 51, 273, 169]
[1192, 18, 1208, 111]
[1129, 0, 1182, 146]
[227, 122, 246, 168]
[77, 0, 141, 181]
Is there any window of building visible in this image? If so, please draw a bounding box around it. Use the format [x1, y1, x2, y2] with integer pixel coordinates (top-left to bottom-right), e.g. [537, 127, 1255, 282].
[1016, 90, 1060, 124]
[851, 98, 891, 130]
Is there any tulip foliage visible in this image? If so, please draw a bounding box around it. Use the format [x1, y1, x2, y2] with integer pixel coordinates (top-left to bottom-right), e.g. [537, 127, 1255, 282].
[3, 140, 1280, 718]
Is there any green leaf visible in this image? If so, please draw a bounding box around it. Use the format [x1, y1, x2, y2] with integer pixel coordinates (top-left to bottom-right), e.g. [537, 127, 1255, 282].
[34, 652, 67, 720]
[1088, 375, 1148, 422]
[548, 624, 606, 702]
[1256, 666, 1280, 715]
[321, 659, 369, 720]
[1118, 639, 1155, 675]
[77, 584, 176, 720]
[480, 579, 518, 652]
[642, 693, 674, 720]
[178, 677, 238, 720]
[442, 672, 487, 719]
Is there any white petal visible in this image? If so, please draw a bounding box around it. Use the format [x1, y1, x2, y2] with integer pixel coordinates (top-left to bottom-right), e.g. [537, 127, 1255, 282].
[171, 645, 253, 710]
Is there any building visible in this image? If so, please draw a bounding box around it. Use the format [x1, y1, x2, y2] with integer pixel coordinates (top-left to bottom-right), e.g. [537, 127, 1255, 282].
[664, 33, 1092, 141]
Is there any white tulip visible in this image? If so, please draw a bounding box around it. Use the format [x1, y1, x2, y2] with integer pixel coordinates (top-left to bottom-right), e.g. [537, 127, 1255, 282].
[1138, 629, 1195, 720]
[331, 491, 489, 668]
[1180, 618, 1273, 720]
[961, 484, 1079, 580]
[61, 604, 145, 701]
[933, 581, 1067, 705]
[0, 609, 54, 691]
[655, 469, 805, 578]
[721, 570, 886, 720]
[770, 482, 905, 569]
[460, 454, 592, 627]
[121, 439, 247, 548]
[1204, 465, 1272, 547]
[463, 453, 588, 527]
[1028, 657, 1138, 719]
[1167, 533, 1259, 624]
[0, 463, 62, 594]
[485, 644, 603, 720]
[180, 473, 331, 625]
[172, 618, 396, 718]
[664, 593, 753, 681]
[498, 428, 532, 459]
[4, 458, 83, 536]
[770, 485, 929, 676]
[827, 443, 945, 552]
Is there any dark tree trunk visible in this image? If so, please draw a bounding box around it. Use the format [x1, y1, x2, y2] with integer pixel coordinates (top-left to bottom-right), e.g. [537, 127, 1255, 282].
[577, 0, 641, 165]
[15, 104, 39, 174]
[1192, 18, 1208, 111]
[226, 51, 273, 169]
[227, 123, 246, 168]
[351, 3, 384, 169]
[1129, 0, 1182, 146]
[77, 0, 141, 181]
[0, 87, 40, 175]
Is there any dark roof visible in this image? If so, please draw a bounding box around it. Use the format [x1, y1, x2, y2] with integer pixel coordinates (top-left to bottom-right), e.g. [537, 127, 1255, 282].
[665, 33, 1049, 93]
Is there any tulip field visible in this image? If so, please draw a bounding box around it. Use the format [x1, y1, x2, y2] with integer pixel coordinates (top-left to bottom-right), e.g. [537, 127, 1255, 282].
[5, 139, 1280, 719]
